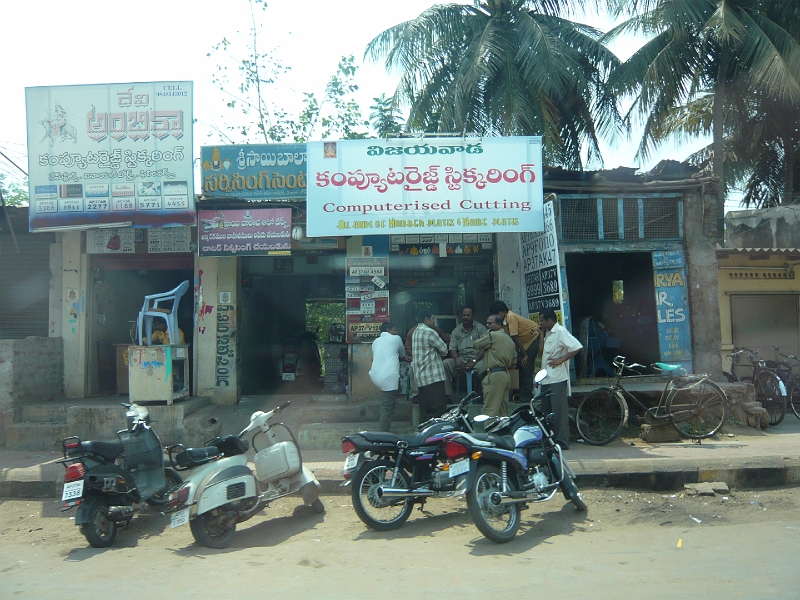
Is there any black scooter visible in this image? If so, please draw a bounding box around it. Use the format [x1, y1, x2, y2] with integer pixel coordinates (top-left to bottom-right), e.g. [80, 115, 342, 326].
[59, 403, 181, 547]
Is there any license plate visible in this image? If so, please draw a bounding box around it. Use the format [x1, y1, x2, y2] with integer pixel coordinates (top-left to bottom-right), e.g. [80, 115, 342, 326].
[449, 459, 470, 478]
[344, 454, 358, 471]
[171, 507, 190, 528]
[282, 373, 295, 381]
[62, 480, 84, 501]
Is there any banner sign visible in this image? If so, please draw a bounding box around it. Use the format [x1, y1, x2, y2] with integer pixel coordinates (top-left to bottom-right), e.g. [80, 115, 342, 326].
[652, 249, 692, 369]
[520, 200, 563, 318]
[198, 208, 291, 256]
[345, 257, 389, 343]
[306, 137, 543, 236]
[200, 144, 307, 200]
[25, 81, 195, 231]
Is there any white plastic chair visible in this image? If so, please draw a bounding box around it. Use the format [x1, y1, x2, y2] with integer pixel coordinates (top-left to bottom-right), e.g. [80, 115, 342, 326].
[137, 280, 190, 346]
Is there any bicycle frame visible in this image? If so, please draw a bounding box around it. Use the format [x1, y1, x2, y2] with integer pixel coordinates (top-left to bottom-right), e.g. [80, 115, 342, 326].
[604, 357, 691, 423]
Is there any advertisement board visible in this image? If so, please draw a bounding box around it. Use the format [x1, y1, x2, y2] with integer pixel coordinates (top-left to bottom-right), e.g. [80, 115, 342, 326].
[25, 81, 195, 231]
[200, 144, 306, 199]
[306, 137, 543, 236]
[345, 257, 389, 343]
[198, 208, 291, 256]
[520, 200, 563, 319]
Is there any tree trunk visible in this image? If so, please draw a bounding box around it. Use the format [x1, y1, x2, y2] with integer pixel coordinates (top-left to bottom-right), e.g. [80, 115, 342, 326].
[783, 132, 795, 204]
[712, 52, 730, 243]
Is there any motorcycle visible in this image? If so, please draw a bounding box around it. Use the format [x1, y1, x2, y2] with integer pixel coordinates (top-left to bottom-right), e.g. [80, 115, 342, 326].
[58, 402, 182, 548]
[442, 370, 587, 543]
[164, 400, 323, 549]
[341, 391, 481, 531]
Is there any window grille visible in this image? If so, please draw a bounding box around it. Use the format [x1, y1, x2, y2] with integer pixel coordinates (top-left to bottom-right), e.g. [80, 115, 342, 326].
[559, 197, 681, 241]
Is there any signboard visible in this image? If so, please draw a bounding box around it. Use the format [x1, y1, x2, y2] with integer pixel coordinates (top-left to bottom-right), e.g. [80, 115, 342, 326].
[200, 144, 307, 199]
[346, 257, 389, 343]
[520, 200, 563, 318]
[197, 208, 291, 256]
[306, 137, 543, 236]
[25, 82, 195, 231]
[652, 250, 692, 369]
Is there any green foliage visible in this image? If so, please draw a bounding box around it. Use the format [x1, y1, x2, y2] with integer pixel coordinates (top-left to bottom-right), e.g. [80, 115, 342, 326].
[369, 94, 405, 138]
[0, 174, 28, 206]
[208, 0, 368, 143]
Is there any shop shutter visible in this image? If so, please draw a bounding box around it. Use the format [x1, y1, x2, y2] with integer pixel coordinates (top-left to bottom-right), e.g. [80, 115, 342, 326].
[0, 234, 54, 339]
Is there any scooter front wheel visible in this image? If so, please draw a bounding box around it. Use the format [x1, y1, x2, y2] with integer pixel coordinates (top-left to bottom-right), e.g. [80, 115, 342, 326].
[467, 464, 521, 543]
[80, 498, 118, 548]
[190, 510, 237, 549]
[351, 460, 413, 531]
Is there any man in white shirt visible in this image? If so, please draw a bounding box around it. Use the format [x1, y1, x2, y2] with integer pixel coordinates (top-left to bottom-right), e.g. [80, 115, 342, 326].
[539, 308, 583, 450]
[369, 322, 408, 431]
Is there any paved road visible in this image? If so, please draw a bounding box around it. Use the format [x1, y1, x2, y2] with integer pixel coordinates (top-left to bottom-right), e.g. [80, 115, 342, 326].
[2, 486, 797, 599]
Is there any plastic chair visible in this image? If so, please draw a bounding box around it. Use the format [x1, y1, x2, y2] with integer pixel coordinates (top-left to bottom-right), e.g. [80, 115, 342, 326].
[137, 280, 190, 346]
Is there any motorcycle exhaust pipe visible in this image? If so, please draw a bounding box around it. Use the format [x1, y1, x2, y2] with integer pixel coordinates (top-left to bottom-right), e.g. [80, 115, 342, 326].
[376, 486, 435, 499]
[107, 506, 135, 522]
[489, 489, 557, 506]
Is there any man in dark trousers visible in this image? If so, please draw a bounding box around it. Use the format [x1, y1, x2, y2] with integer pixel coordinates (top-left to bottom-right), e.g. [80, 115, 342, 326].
[411, 306, 449, 422]
[539, 308, 582, 450]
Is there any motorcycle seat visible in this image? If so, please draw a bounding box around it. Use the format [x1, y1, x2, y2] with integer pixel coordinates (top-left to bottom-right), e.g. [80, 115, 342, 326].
[174, 446, 220, 468]
[79, 440, 125, 462]
[470, 433, 517, 451]
[357, 431, 430, 446]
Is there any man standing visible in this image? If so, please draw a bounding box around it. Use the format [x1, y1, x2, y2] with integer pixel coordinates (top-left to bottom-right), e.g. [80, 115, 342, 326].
[473, 314, 517, 417]
[369, 322, 408, 432]
[444, 306, 488, 396]
[489, 301, 540, 402]
[539, 308, 583, 450]
[411, 307, 450, 422]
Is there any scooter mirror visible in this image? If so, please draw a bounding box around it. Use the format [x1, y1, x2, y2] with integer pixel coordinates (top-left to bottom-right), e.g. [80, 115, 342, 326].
[534, 369, 547, 383]
[473, 414, 491, 423]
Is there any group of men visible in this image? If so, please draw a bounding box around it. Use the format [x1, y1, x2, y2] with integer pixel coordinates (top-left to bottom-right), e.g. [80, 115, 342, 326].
[368, 302, 582, 450]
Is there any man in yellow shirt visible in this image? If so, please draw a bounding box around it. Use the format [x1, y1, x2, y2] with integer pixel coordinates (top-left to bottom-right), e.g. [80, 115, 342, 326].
[489, 301, 540, 402]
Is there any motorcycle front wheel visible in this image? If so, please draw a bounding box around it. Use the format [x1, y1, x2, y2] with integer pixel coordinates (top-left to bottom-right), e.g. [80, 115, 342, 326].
[466, 464, 521, 543]
[80, 497, 118, 548]
[351, 460, 413, 531]
[190, 509, 237, 549]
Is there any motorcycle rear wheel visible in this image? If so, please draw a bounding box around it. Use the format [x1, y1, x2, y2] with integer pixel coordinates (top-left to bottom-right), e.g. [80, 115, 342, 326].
[467, 464, 520, 543]
[351, 460, 413, 531]
[190, 510, 237, 549]
[80, 498, 118, 548]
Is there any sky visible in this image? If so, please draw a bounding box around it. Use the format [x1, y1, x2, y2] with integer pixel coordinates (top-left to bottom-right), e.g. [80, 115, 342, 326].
[0, 0, 714, 196]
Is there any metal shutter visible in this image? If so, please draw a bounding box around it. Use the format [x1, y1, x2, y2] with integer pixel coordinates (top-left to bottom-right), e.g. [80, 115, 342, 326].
[0, 233, 54, 339]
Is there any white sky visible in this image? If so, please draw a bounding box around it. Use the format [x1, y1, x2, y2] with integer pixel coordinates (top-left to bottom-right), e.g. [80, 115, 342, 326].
[0, 0, 714, 193]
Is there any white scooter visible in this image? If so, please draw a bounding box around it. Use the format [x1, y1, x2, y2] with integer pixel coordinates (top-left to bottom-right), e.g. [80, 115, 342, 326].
[164, 400, 323, 548]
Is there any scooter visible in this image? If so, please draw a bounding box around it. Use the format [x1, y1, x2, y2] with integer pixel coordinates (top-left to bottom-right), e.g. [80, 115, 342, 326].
[59, 402, 182, 548]
[164, 400, 323, 548]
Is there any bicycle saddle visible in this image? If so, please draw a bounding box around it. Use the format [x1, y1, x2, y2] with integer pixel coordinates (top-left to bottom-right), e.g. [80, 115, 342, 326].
[654, 362, 681, 371]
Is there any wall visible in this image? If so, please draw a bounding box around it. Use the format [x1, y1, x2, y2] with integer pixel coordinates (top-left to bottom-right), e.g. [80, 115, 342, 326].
[0, 337, 63, 410]
[194, 256, 240, 404]
[60, 231, 89, 397]
[727, 206, 800, 248]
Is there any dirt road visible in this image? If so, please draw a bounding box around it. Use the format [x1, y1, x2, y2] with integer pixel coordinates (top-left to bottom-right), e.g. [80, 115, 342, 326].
[2, 487, 798, 598]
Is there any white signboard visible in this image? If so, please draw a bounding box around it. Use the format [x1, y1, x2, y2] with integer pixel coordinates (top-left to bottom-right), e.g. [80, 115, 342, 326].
[520, 200, 563, 316]
[26, 81, 195, 231]
[306, 137, 544, 236]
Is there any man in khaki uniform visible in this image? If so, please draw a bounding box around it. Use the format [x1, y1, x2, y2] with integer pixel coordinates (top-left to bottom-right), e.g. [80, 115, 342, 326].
[489, 301, 541, 402]
[473, 314, 517, 417]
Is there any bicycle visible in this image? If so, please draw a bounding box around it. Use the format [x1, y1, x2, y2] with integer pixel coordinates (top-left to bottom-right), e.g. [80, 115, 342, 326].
[736, 348, 786, 426]
[575, 355, 728, 445]
[770, 347, 800, 421]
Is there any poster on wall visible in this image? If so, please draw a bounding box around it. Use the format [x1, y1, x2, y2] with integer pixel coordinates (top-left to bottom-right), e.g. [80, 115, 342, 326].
[200, 143, 306, 199]
[197, 208, 291, 256]
[520, 200, 563, 320]
[345, 257, 389, 343]
[25, 81, 195, 231]
[306, 137, 544, 236]
[652, 249, 692, 370]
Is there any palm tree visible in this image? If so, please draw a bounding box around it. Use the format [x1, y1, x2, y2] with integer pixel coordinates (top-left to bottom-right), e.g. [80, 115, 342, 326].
[365, 0, 622, 169]
[605, 0, 800, 230]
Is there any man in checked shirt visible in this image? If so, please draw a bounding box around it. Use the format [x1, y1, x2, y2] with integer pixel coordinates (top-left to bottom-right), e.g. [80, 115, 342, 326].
[411, 306, 450, 422]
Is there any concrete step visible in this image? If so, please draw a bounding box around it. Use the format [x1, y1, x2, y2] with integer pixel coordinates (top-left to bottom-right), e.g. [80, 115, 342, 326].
[301, 399, 413, 425]
[6, 422, 70, 451]
[298, 421, 417, 450]
[18, 405, 68, 423]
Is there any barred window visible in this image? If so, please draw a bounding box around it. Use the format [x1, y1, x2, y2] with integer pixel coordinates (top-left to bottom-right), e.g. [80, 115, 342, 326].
[560, 196, 681, 241]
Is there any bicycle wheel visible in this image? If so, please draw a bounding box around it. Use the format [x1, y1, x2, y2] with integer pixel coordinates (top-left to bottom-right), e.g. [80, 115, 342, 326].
[575, 387, 627, 446]
[789, 382, 800, 420]
[666, 380, 728, 439]
[754, 371, 786, 426]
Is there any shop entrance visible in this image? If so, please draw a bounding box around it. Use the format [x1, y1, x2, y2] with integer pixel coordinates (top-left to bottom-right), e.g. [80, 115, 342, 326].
[565, 252, 660, 377]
